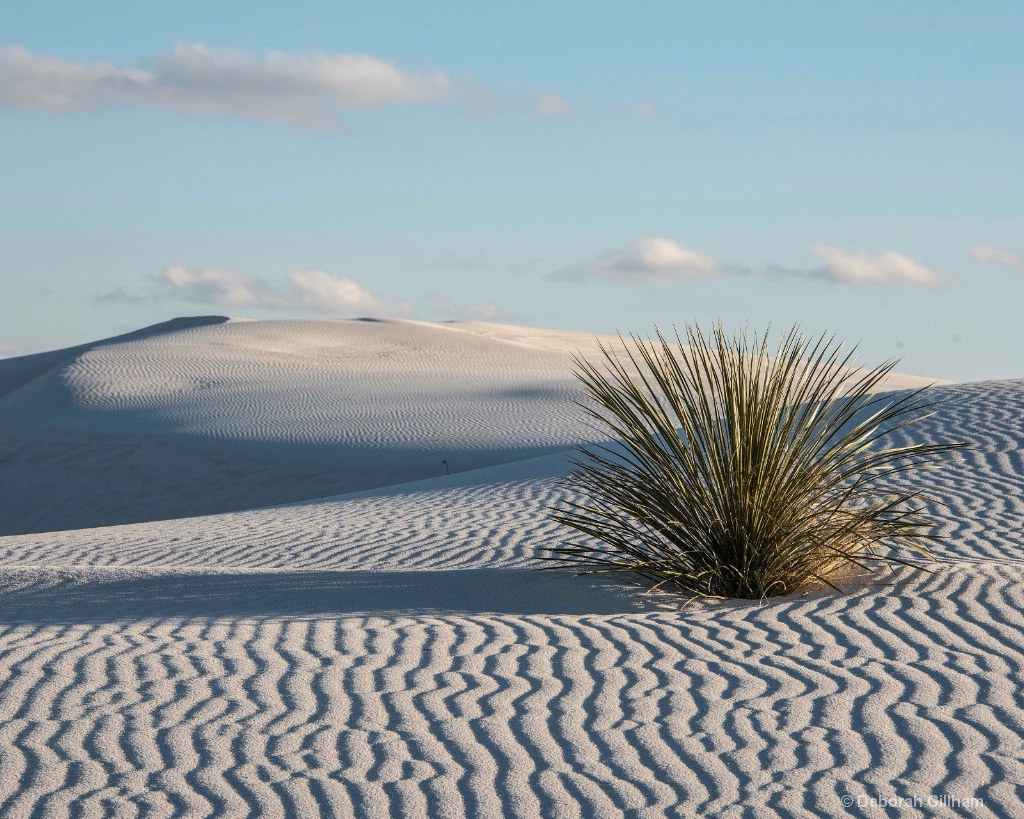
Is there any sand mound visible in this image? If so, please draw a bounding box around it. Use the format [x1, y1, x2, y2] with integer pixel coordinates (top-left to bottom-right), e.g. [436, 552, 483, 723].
[0, 317, 944, 536]
[2, 318, 1019, 817]
[0, 318, 606, 535]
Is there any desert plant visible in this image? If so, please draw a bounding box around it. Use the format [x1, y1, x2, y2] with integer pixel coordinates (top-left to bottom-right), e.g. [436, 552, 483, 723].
[541, 323, 969, 600]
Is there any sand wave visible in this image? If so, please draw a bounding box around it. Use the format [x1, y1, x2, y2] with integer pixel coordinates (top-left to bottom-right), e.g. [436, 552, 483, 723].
[0, 563, 1022, 816]
[0, 318, 1019, 816]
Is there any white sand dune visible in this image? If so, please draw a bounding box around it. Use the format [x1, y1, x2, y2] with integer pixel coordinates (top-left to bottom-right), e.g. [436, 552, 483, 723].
[0, 317, 942, 536]
[0, 318, 641, 535]
[1, 317, 1021, 817]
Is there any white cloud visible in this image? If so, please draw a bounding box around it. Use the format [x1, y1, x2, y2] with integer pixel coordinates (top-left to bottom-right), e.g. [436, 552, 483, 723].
[0, 43, 453, 129]
[158, 266, 412, 317]
[968, 246, 1022, 270]
[162, 266, 272, 307]
[808, 245, 939, 287]
[285, 271, 409, 315]
[0, 43, 573, 129]
[534, 93, 573, 117]
[551, 239, 941, 288]
[0, 46, 132, 111]
[551, 238, 721, 282]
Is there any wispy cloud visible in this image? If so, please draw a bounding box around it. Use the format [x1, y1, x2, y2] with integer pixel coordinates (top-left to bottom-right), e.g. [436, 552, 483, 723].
[634, 99, 660, 118]
[99, 266, 533, 321]
[112, 266, 414, 317]
[404, 253, 539, 275]
[0, 43, 565, 129]
[533, 93, 573, 117]
[423, 293, 522, 323]
[611, 99, 661, 119]
[806, 245, 940, 287]
[968, 246, 1022, 271]
[550, 238, 721, 282]
[552, 239, 941, 287]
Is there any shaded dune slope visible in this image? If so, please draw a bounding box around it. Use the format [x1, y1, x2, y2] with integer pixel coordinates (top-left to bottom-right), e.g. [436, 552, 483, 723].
[0, 319, 603, 535]
[3, 378, 1020, 578]
[0, 317, 946, 536]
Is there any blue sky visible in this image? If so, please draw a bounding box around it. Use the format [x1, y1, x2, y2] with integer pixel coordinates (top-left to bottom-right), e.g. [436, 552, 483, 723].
[1, 1, 1021, 381]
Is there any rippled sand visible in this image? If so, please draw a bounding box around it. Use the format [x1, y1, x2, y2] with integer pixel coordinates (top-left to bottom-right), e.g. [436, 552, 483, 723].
[1, 318, 1019, 817]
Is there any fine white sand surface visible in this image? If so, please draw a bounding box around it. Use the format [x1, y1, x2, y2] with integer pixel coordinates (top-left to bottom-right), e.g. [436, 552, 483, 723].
[1, 317, 1022, 817]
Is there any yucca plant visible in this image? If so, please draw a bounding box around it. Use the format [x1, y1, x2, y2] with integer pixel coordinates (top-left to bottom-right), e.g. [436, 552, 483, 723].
[541, 323, 969, 600]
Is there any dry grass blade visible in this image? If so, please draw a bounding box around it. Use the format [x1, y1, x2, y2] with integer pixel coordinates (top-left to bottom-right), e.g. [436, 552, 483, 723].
[539, 323, 971, 600]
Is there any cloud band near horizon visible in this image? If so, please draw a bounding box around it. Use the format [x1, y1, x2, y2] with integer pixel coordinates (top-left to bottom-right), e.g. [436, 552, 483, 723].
[552, 238, 941, 287]
[101, 266, 516, 323]
[155, 266, 413, 317]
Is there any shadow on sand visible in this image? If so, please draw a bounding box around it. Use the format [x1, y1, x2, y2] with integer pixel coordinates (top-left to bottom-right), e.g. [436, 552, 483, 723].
[0, 567, 660, 623]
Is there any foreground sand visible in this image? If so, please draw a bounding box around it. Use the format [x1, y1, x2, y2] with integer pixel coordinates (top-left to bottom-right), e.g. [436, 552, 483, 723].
[1, 318, 1022, 817]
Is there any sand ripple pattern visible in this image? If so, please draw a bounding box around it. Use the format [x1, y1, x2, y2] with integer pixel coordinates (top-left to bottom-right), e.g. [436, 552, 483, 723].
[3, 378, 1024, 570]
[876, 379, 1024, 565]
[0, 563, 1022, 818]
[2, 320, 1023, 817]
